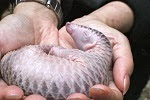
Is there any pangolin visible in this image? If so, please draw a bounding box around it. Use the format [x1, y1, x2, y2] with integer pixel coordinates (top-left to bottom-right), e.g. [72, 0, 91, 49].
[0, 22, 112, 100]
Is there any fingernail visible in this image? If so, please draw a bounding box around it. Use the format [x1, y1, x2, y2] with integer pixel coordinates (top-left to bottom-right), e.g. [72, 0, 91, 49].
[6, 94, 22, 100]
[90, 88, 104, 93]
[90, 87, 105, 97]
[123, 74, 130, 95]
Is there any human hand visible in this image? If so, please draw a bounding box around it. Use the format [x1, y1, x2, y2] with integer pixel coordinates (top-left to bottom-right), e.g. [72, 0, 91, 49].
[0, 79, 46, 100]
[0, 2, 58, 100]
[58, 16, 133, 100]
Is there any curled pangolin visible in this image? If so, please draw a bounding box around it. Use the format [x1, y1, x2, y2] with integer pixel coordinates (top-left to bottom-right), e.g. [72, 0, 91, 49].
[0, 22, 112, 100]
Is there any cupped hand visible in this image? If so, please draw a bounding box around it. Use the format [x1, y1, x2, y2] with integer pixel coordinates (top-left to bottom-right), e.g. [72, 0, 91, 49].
[58, 16, 134, 100]
[0, 2, 59, 99]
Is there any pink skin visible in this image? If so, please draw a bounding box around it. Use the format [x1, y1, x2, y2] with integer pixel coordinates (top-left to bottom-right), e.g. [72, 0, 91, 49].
[66, 22, 98, 51]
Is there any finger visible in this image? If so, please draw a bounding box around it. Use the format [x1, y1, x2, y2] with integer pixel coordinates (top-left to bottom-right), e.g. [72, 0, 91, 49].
[109, 81, 123, 99]
[0, 78, 7, 87]
[90, 83, 123, 100]
[3, 85, 24, 100]
[67, 93, 90, 100]
[23, 94, 46, 100]
[113, 34, 134, 95]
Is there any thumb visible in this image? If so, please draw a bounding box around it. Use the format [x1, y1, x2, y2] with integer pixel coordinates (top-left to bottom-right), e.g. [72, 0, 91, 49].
[0, 79, 24, 100]
[112, 33, 134, 95]
[90, 82, 123, 100]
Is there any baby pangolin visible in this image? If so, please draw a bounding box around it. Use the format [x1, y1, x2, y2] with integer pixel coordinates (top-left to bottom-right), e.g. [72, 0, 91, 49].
[0, 22, 112, 100]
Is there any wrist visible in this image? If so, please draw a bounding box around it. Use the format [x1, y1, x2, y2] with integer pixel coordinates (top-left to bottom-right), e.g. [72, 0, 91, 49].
[13, 2, 58, 26]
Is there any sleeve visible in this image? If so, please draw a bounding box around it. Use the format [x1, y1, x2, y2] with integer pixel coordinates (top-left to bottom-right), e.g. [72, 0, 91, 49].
[62, 0, 112, 23]
[122, 0, 150, 55]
